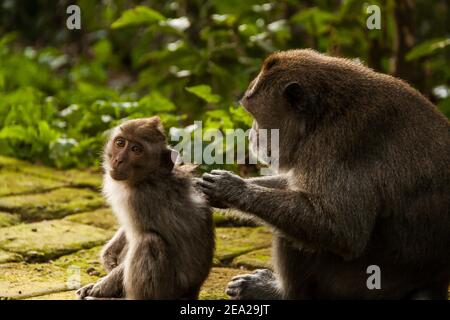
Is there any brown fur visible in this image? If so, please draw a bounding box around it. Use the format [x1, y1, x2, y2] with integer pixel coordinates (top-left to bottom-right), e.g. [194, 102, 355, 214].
[77, 117, 214, 300]
[199, 49, 450, 299]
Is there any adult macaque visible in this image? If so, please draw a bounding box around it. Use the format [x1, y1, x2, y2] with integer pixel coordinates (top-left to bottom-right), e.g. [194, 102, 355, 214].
[77, 117, 214, 300]
[199, 49, 450, 299]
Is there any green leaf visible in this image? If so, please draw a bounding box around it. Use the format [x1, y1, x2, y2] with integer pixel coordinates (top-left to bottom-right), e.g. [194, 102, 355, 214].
[229, 106, 253, 128]
[0, 125, 35, 143]
[406, 38, 450, 61]
[291, 7, 336, 36]
[37, 121, 59, 144]
[185, 85, 221, 103]
[139, 92, 176, 113]
[111, 6, 165, 29]
[205, 109, 233, 129]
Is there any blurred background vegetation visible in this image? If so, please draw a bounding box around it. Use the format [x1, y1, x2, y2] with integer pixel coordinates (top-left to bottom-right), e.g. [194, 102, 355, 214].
[0, 0, 448, 171]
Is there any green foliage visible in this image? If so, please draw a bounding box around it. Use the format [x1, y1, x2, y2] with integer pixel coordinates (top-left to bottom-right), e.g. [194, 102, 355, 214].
[0, 0, 448, 170]
[406, 38, 450, 61]
[111, 6, 165, 29]
[186, 85, 221, 103]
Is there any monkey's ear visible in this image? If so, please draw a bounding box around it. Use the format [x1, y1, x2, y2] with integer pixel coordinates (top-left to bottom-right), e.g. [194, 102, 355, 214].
[148, 116, 161, 124]
[161, 148, 178, 171]
[148, 116, 164, 131]
[283, 82, 307, 112]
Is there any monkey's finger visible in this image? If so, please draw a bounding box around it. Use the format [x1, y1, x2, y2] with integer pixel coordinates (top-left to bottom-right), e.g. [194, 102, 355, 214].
[210, 169, 230, 176]
[227, 279, 247, 289]
[253, 269, 274, 279]
[225, 287, 240, 297]
[197, 184, 217, 198]
[76, 284, 94, 299]
[202, 173, 219, 182]
[197, 180, 215, 189]
[231, 274, 252, 281]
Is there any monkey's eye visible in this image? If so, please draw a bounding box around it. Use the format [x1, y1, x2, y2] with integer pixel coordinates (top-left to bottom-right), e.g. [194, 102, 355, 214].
[115, 138, 126, 148]
[131, 145, 143, 154]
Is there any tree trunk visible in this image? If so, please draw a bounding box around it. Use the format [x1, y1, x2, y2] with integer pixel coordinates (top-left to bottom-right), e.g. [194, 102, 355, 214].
[394, 0, 422, 89]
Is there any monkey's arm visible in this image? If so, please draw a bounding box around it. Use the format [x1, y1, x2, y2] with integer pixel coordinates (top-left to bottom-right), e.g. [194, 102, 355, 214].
[246, 175, 289, 189]
[200, 170, 376, 259]
[195, 175, 288, 209]
[101, 227, 127, 272]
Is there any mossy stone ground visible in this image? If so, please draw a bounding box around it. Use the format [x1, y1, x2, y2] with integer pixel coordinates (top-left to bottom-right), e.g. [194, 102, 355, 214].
[0, 187, 105, 221]
[0, 220, 113, 262]
[231, 248, 272, 270]
[0, 211, 20, 228]
[0, 156, 275, 300]
[64, 208, 118, 230]
[1, 156, 448, 300]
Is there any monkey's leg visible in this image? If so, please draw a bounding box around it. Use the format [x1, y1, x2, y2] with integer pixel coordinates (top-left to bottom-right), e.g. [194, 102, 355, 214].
[124, 233, 176, 299]
[76, 264, 124, 300]
[226, 269, 282, 300]
[101, 227, 127, 272]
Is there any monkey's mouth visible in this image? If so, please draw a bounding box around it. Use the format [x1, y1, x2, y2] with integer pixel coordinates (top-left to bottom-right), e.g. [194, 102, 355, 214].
[110, 170, 128, 181]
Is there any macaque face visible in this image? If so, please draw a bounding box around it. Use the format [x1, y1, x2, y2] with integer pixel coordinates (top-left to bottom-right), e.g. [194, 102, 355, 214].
[240, 54, 298, 132]
[104, 117, 173, 183]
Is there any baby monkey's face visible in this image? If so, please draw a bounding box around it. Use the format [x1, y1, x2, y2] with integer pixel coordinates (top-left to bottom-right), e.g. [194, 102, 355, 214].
[104, 117, 174, 183]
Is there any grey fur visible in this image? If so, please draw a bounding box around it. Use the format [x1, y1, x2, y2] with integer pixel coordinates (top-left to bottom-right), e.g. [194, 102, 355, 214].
[77, 117, 214, 300]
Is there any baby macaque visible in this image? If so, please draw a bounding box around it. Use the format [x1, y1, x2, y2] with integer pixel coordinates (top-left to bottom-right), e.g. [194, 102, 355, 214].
[77, 116, 214, 299]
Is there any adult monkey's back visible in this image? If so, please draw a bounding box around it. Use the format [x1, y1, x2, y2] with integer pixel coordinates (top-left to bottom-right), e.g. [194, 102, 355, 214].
[199, 49, 450, 299]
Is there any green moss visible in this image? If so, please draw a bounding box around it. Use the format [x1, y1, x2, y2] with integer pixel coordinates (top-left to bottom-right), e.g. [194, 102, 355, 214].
[231, 248, 272, 270]
[0, 249, 23, 263]
[26, 290, 78, 300]
[0, 262, 99, 299]
[59, 168, 102, 189]
[0, 187, 105, 221]
[0, 220, 113, 262]
[0, 156, 29, 168]
[27, 267, 247, 300]
[0, 156, 102, 189]
[17, 165, 102, 189]
[213, 212, 231, 226]
[215, 227, 272, 264]
[0, 212, 20, 228]
[52, 246, 106, 277]
[0, 170, 67, 197]
[199, 267, 246, 300]
[64, 208, 117, 230]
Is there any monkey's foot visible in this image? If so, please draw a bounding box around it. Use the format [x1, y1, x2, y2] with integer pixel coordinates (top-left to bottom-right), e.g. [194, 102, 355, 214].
[76, 283, 95, 299]
[76, 280, 121, 300]
[226, 269, 281, 300]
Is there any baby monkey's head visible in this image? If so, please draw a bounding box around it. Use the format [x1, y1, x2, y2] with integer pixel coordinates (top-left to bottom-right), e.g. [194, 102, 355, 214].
[104, 116, 176, 183]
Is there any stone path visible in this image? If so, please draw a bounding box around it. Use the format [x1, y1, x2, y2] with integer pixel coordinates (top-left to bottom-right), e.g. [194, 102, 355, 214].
[0, 156, 272, 300]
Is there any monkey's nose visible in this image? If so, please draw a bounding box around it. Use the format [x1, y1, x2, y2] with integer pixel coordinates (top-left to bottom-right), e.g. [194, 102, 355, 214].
[114, 159, 124, 168]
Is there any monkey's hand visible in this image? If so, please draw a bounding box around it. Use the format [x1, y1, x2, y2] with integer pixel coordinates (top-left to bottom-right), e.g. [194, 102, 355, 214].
[76, 283, 96, 299]
[199, 170, 247, 208]
[193, 177, 229, 209]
